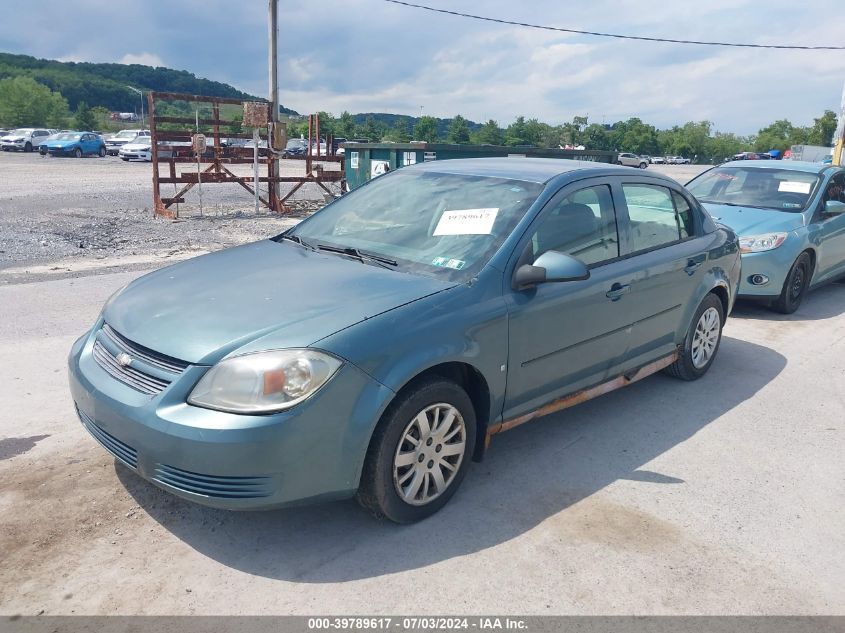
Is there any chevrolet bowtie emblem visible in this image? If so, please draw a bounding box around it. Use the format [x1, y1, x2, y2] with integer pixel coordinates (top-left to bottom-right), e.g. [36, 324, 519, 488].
[116, 352, 132, 367]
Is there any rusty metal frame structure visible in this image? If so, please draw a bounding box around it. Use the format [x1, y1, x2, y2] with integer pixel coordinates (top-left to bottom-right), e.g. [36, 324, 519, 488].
[148, 91, 344, 218]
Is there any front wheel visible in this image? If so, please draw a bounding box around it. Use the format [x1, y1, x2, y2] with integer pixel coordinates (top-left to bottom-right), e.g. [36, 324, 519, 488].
[772, 252, 811, 314]
[73, 147, 82, 158]
[639, 162, 648, 169]
[664, 293, 724, 381]
[357, 378, 476, 523]
[24, 142, 32, 153]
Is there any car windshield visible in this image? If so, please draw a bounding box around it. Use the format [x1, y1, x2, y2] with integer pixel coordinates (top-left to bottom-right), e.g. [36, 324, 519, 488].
[285, 169, 544, 281]
[687, 166, 821, 213]
[114, 130, 138, 139]
[12, 129, 31, 135]
[58, 133, 81, 140]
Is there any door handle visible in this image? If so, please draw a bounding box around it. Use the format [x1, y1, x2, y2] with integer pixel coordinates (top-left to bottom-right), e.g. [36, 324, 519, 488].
[606, 283, 631, 301]
[684, 256, 705, 275]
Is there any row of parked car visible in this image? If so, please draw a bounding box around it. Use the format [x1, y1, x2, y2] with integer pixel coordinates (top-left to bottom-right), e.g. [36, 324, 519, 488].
[615, 153, 693, 168]
[0, 127, 154, 160]
[69, 151, 845, 523]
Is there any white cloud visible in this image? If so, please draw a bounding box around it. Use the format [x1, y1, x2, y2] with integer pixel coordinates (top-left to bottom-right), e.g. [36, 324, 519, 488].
[119, 52, 164, 67]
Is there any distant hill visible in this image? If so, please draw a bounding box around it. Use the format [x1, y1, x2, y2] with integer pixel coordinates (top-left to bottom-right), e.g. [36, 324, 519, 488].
[352, 112, 483, 138]
[0, 52, 298, 115]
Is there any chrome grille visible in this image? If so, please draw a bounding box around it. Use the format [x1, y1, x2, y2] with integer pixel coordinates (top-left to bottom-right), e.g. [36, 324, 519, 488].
[101, 324, 189, 374]
[93, 341, 170, 395]
[153, 464, 272, 499]
[76, 405, 138, 469]
[92, 324, 189, 396]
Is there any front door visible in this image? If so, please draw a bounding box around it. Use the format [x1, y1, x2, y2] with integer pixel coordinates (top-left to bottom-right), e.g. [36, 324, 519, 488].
[504, 181, 634, 421]
[811, 171, 845, 283]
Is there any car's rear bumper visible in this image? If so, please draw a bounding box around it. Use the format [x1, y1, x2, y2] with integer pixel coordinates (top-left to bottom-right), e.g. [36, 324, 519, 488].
[68, 323, 394, 510]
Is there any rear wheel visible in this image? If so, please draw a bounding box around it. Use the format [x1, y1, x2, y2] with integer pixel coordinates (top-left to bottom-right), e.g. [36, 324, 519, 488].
[616, 160, 623, 165]
[357, 378, 476, 523]
[98, 146, 106, 157]
[772, 252, 811, 314]
[665, 293, 724, 381]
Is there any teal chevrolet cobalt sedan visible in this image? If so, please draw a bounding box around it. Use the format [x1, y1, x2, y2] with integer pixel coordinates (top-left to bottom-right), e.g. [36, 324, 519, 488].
[687, 160, 845, 313]
[69, 158, 740, 523]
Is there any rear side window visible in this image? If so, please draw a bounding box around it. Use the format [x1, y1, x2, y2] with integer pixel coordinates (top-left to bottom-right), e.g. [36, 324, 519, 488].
[531, 184, 619, 266]
[623, 184, 691, 252]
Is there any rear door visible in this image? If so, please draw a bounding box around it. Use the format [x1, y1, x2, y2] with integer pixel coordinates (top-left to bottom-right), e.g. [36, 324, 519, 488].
[612, 181, 710, 372]
[504, 180, 635, 421]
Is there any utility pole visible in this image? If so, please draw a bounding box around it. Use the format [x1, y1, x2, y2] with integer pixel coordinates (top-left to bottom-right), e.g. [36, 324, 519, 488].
[834, 79, 845, 167]
[268, 0, 280, 210]
[126, 86, 144, 128]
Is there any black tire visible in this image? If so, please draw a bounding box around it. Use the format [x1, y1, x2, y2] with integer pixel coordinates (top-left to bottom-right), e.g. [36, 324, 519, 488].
[98, 146, 106, 157]
[24, 142, 32, 153]
[665, 293, 725, 381]
[639, 162, 648, 169]
[73, 147, 82, 158]
[616, 160, 623, 165]
[771, 252, 811, 314]
[357, 378, 476, 523]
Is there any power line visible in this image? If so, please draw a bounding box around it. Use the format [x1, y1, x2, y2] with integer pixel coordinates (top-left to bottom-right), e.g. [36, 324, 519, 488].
[383, 0, 845, 51]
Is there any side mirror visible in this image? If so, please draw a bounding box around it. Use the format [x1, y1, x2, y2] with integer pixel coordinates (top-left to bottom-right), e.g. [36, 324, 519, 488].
[513, 251, 590, 290]
[825, 200, 845, 216]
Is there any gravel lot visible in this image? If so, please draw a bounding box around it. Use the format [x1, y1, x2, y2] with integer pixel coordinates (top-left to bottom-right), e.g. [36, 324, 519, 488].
[0, 151, 706, 283]
[0, 151, 340, 283]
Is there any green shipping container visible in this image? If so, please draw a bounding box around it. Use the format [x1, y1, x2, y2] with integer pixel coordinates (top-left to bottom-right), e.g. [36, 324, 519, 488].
[343, 142, 618, 190]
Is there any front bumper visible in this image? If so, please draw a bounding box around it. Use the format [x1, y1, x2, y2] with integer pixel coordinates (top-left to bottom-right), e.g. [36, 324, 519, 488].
[105, 143, 126, 155]
[47, 146, 75, 156]
[736, 248, 796, 298]
[68, 324, 394, 510]
[119, 150, 150, 161]
[1, 141, 25, 150]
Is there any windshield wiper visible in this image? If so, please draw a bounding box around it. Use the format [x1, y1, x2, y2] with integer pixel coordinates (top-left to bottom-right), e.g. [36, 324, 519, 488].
[279, 233, 316, 250]
[698, 200, 776, 210]
[315, 243, 398, 269]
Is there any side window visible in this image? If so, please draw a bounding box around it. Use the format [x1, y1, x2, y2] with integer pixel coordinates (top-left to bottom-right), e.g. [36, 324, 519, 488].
[623, 184, 688, 252]
[671, 191, 696, 238]
[531, 184, 619, 266]
[823, 173, 845, 205]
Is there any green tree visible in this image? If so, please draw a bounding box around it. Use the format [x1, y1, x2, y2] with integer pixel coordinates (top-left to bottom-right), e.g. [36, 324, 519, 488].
[413, 115, 438, 143]
[74, 101, 96, 130]
[582, 123, 611, 150]
[808, 110, 838, 146]
[473, 119, 504, 145]
[447, 114, 470, 143]
[359, 116, 384, 142]
[385, 116, 411, 142]
[337, 111, 356, 139]
[0, 76, 68, 127]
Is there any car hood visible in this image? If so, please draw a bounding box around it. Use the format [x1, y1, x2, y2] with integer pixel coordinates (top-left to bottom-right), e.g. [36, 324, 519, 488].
[2, 136, 24, 142]
[102, 240, 457, 365]
[120, 142, 149, 150]
[700, 203, 806, 236]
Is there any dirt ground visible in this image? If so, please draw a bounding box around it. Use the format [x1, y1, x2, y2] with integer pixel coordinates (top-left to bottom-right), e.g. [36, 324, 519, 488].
[0, 151, 340, 283]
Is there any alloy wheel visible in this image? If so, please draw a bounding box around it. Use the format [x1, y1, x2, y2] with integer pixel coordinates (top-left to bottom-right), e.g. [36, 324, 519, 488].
[691, 306, 720, 369]
[392, 403, 466, 506]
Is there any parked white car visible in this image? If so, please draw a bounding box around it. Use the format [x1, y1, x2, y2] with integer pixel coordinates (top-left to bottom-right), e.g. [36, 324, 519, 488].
[118, 139, 152, 162]
[616, 152, 648, 169]
[105, 129, 150, 156]
[1, 128, 55, 152]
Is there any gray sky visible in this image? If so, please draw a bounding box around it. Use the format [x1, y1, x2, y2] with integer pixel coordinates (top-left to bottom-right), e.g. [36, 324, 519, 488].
[1, 0, 843, 134]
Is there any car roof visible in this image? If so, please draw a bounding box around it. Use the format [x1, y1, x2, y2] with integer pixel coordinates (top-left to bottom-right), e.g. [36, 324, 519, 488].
[718, 160, 833, 174]
[405, 157, 668, 184]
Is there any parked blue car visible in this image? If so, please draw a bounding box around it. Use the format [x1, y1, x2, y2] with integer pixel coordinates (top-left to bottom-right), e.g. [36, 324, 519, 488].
[69, 158, 740, 522]
[687, 160, 845, 313]
[43, 131, 106, 157]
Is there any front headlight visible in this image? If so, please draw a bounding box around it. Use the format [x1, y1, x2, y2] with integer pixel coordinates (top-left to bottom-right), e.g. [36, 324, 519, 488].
[739, 232, 788, 253]
[188, 349, 342, 414]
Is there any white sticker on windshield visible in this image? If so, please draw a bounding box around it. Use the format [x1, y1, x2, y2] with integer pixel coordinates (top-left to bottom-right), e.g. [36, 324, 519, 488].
[433, 208, 499, 236]
[778, 181, 812, 194]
